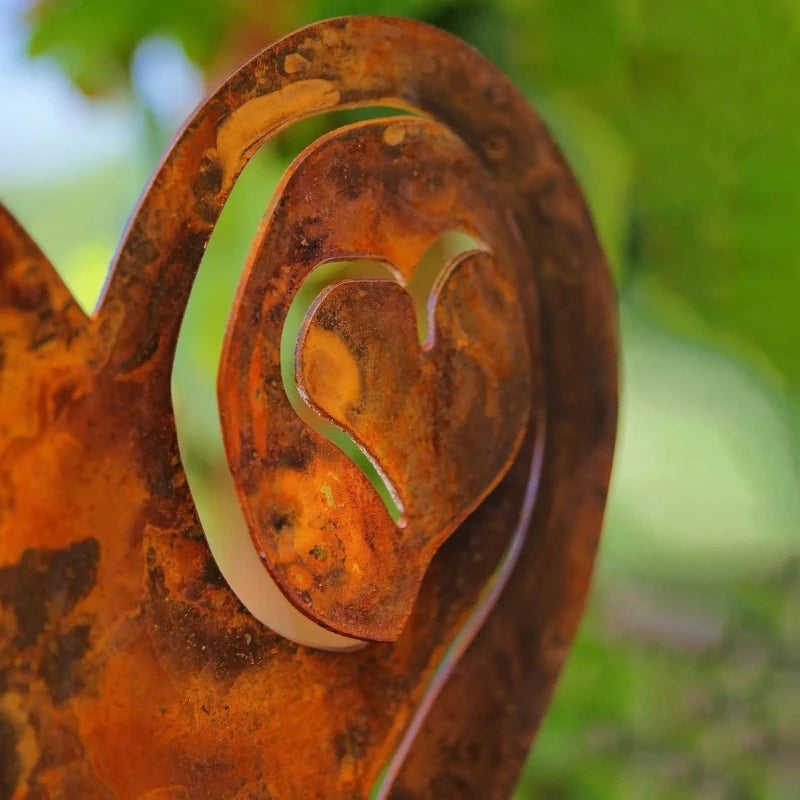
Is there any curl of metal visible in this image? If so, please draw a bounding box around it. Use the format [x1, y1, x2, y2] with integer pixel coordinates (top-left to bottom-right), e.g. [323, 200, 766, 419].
[0, 16, 616, 799]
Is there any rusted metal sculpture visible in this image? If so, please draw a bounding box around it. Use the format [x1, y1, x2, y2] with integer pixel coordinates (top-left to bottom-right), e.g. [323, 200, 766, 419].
[0, 16, 617, 800]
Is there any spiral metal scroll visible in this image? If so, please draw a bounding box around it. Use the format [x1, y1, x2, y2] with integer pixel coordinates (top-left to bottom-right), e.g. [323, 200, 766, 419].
[0, 16, 617, 800]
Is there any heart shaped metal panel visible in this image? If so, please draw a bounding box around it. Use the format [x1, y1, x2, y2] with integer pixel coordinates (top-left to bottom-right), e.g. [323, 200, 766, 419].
[295, 252, 530, 627]
[219, 116, 538, 641]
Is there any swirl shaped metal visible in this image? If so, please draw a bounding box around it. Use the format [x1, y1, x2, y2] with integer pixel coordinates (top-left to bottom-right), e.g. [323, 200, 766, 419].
[0, 16, 617, 800]
[221, 117, 534, 641]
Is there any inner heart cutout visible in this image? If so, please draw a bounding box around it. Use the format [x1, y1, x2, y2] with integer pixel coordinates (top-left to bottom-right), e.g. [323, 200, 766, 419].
[280, 231, 483, 523]
[296, 249, 531, 543]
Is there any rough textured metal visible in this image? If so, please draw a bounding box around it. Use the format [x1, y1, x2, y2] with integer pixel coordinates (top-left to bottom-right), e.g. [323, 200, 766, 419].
[0, 15, 617, 800]
[221, 117, 533, 641]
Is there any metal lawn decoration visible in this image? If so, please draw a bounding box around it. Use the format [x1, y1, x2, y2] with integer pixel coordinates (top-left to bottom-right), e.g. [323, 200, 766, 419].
[0, 17, 617, 800]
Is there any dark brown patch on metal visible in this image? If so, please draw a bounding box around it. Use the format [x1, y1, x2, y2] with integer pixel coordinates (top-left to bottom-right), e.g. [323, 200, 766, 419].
[0, 539, 99, 648]
[38, 624, 92, 703]
[0, 712, 21, 800]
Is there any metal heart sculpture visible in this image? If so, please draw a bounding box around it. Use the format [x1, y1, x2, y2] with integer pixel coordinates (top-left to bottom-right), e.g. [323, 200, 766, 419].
[0, 16, 617, 800]
[220, 117, 532, 641]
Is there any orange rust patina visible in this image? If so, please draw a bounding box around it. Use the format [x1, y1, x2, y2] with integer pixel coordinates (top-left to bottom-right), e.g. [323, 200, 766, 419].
[0, 16, 617, 800]
[221, 118, 533, 641]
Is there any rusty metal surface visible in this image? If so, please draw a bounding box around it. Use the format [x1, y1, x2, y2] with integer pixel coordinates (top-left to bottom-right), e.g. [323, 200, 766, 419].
[221, 117, 533, 641]
[0, 15, 617, 800]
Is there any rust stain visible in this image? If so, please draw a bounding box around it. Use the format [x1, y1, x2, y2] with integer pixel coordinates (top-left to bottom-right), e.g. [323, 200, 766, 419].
[0, 16, 617, 800]
[0, 539, 99, 648]
[215, 79, 341, 188]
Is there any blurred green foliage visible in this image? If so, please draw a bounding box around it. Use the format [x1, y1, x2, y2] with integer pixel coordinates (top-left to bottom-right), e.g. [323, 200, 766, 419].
[27, 0, 236, 94]
[8, 0, 800, 797]
[520, 560, 800, 799]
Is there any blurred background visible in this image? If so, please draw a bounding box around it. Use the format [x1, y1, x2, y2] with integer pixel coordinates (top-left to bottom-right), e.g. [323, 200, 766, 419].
[1, 0, 798, 796]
